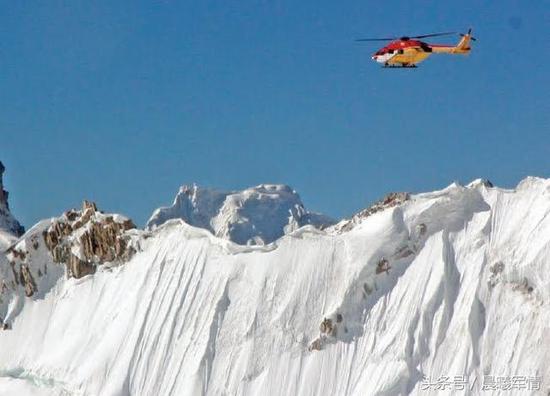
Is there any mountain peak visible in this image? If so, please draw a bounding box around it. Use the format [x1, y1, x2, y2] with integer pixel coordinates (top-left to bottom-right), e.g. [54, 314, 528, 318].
[0, 161, 24, 238]
[147, 183, 335, 245]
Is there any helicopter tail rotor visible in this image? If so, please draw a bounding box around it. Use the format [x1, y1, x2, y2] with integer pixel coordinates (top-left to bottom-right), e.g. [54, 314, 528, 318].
[451, 28, 475, 53]
[460, 28, 477, 41]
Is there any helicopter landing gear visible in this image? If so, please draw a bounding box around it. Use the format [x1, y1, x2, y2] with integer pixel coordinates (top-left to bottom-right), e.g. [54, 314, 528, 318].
[382, 64, 418, 68]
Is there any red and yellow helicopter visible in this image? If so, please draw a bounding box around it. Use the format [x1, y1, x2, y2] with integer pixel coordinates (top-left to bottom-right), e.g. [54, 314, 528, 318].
[356, 29, 476, 68]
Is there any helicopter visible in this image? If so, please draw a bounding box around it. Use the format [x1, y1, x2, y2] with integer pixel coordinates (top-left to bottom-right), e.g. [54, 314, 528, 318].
[356, 29, 476, 68]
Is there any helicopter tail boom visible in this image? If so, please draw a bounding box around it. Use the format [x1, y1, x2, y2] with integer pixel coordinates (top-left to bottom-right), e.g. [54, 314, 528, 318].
[430, 29, 474, 55]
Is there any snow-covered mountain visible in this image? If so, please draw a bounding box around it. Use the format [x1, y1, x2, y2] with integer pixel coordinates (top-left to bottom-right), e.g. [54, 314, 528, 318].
[147, 184, 335, 245]
[0, 176, 549, 395]
[0, 161, 24, 241]
[0, 161, 24, 252]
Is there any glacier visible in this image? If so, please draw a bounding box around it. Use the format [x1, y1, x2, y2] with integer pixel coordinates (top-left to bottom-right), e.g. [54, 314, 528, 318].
[0, 177, 549, 395]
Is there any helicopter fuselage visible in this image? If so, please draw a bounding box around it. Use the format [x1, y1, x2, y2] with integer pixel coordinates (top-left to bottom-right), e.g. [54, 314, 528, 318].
[372, 35, 472, 67]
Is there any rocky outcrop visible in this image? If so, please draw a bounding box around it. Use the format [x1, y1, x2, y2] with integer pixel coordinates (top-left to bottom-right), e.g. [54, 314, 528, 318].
[375, 257, 391, 274]
[331, 192, 410, 233]
[43, 201, 136, 279]
[308, 313, 346, 351]
[3, 201, 137, 299]
[5, 234, 41, 297]
[0, 201, 138, 334]
[0, 161, 24, 236]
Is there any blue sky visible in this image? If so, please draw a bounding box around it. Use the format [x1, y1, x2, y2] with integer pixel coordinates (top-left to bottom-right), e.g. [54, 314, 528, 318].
[1, 0, 548, 227]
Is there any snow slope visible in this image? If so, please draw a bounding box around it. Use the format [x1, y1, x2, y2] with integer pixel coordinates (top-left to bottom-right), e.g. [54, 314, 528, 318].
[0, 177, 549, 395]
[147, 184, 334, 245]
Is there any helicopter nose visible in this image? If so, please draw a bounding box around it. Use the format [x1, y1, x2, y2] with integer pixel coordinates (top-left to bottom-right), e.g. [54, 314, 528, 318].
[372, 55, 377, 60]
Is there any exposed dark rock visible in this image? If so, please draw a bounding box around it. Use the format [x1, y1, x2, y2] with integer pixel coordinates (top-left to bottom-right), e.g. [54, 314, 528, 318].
[336, 192, 410, 232]
[82, 200, 98, 212]
[320, 317, 336, 336]
[19, 264, 37, 297]
[490, 262, 505, 275]
[67, 254, 96, 279]
[4, 200, 138, 299]
[417, 223, 427, 236]
[488, 262, 505, 289]
[512, 277, 534, 295]
[43, 201, 136, 280]
[357, 192, 410, 220]
[376, 258, 391, 275]
[0, 161, 24, 236]
[5, 250, 37, 297]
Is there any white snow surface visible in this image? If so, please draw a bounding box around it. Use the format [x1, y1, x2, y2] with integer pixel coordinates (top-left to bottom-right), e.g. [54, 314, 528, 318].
[146, 184, 335, 245]
[0, 230, 16, 252]
[0, 177, 550, 395]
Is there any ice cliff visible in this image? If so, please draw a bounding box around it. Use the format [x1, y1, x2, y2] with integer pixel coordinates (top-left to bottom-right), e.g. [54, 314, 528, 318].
[0, 176, 549, 395]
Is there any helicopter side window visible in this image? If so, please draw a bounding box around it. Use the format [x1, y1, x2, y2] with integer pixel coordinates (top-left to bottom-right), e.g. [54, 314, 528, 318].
[388, 49, 394, 54]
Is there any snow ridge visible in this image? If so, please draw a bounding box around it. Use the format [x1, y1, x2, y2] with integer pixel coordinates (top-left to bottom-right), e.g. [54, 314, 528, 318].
[1, 177, 550, 395]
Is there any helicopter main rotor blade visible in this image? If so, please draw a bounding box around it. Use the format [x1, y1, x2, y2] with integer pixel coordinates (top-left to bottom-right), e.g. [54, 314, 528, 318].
[355, 37, 397, 42]
[411, 32, 457, 39]
[355, 31, 460, 42]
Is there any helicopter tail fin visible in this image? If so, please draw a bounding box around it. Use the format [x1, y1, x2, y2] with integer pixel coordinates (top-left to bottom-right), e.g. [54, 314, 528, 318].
[454, 28, 475, 53]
